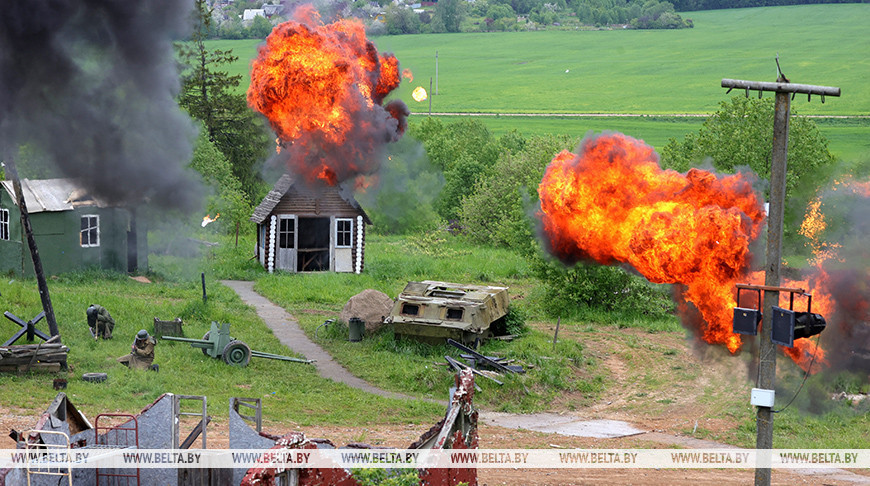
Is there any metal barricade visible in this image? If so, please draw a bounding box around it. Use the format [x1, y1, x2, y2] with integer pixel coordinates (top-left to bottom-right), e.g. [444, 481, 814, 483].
[24, 429, 73, 486]
[94, 413, 140, 486]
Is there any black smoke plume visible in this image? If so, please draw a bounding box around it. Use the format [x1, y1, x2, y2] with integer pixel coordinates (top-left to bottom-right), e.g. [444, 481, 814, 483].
[0, 0, 199, 209]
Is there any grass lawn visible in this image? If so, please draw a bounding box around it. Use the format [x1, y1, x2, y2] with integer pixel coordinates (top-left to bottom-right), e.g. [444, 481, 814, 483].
[213, 4, 870, 116]
[0, 268, 443, 427]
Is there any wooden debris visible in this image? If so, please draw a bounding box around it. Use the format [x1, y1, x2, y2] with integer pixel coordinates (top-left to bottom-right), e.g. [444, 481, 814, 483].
[0, 339, 68, 373]
[445, 356, 502, 386]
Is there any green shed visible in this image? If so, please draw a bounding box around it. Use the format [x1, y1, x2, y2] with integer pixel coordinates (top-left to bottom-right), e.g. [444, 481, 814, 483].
[0, 178, 146, 277]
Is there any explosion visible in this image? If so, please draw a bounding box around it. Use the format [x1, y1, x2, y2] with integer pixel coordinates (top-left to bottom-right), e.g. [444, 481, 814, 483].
[779, 176, 870, 373]
[538, 133, 870, 377]
[247, 5, 408, 186]
[412, 87, 428, 102]
[538, 133, 765, 354]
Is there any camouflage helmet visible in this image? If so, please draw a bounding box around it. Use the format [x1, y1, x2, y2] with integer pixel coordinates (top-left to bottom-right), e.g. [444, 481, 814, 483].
[136, 329, 149, 340]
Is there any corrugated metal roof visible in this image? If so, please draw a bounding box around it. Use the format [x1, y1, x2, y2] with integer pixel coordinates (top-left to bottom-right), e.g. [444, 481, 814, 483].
[0, 178, 105, 213]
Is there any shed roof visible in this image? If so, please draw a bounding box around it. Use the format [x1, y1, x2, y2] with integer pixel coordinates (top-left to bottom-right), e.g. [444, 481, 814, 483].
[250, 174, 372, 225]
[0, 178, 106, 213]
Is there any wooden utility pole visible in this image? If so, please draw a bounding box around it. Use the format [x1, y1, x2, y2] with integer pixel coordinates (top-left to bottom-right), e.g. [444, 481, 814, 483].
[3, 157, 60, 339]
[721, 72, 839, 486]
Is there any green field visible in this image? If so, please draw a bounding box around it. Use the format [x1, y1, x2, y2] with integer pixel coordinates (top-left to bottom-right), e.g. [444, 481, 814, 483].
[209, 4, 870, 160]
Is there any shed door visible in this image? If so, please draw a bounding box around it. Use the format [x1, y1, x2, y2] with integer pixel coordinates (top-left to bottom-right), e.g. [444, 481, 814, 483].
[276, 215, 296, 272]
[333, 218, 353, 273]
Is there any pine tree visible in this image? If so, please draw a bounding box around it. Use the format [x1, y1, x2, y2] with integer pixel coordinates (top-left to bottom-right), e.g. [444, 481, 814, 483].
[176, 0, 271, 200]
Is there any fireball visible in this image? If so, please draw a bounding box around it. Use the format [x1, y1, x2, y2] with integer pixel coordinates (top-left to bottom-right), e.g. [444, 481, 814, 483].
[246, 5, 407, 186]
[538, 133, 765, 354]
[412, 86, 428, 102]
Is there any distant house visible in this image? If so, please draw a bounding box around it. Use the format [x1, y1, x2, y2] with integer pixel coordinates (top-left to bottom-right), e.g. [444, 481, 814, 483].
[263, 3, 284, 17]
[242, 8, 266, 21]
[250, 174, 372, 274]
[0, 178, 146, 276]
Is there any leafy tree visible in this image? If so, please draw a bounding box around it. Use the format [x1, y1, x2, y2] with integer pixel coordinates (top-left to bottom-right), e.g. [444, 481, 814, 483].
[247, 15, 273, 39]
[411, 118, 502, 222]
[189, 130, 254, 235]
[176, 0, 272, 201]
[507, 0, 537, 15]
[661, 95, 837, 244]
[460, 134, 573, 251]
[385, 5, 422, 34]
[486, 3, 516, 21]
[219, 17, 245, 39]
[434, 0, 467, 32]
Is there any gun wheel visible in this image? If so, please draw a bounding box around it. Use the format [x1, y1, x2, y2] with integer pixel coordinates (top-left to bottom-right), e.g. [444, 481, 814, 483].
[222, 340, 251, 367]
[201, 331, 211, 356]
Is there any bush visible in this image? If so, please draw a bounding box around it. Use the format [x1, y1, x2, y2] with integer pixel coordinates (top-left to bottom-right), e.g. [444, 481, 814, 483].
[460, 134, 574, 250]
[530, 253, 675, 319]
[352, 468, 420, 486]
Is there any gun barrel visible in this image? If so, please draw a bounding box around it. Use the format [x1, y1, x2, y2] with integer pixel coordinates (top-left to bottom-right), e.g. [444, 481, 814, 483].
[250, 350, 314, 364]
[161, 336, 206, 344]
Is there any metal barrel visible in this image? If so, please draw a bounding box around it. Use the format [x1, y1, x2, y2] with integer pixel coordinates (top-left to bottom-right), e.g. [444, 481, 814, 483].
[348, 317, 364, 342]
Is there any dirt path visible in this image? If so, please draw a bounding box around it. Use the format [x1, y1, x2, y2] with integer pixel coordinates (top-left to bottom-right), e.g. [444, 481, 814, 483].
[220, 280, 651, 439]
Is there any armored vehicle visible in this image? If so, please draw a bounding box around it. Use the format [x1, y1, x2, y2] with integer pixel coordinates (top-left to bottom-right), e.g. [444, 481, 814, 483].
[386, 280, 510, 345]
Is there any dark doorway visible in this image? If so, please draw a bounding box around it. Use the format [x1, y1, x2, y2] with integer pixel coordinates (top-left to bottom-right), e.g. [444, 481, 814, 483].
[297, 217, 329, 272]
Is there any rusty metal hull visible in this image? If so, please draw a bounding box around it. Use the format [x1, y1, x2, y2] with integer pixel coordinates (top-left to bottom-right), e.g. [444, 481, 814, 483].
[387, 281, 509, 346]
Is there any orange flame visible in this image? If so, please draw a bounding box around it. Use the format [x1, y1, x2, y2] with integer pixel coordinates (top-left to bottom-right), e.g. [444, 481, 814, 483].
[538, 133, 765, 354]
[402, 68, 413, 82]
[201, 213, 220, 227]
[779, 175, 870, 372]
[540, 139, 869, 375]
[247, 5, 407, 186]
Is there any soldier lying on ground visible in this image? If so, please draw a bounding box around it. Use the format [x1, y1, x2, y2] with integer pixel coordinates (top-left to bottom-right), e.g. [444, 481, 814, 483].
[117, 329, 158, 371]
[87, 304, 114, 340]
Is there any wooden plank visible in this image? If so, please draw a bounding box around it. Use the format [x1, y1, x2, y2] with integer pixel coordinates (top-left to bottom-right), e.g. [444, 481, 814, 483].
[0, 363, 62, 372]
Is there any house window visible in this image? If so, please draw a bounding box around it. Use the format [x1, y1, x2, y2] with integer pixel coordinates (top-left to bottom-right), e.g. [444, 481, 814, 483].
[80, 215, 99, 247]
[278, 217, 295, 249]
[335, 218, 353, 248]
[0, 208, 9, 241]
